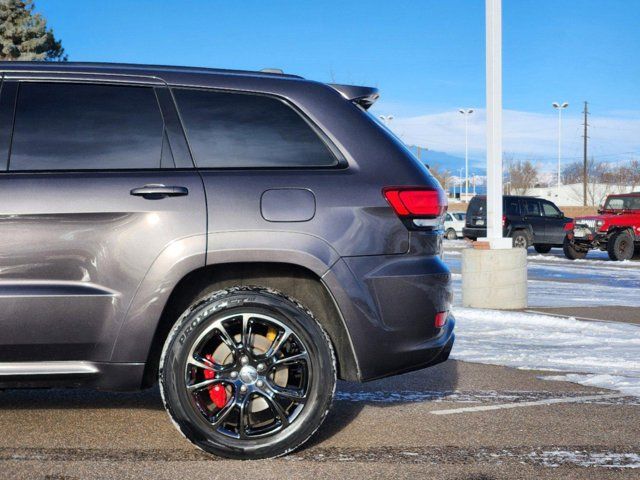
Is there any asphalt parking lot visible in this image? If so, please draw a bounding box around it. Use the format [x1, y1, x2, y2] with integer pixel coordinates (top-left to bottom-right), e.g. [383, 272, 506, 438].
[1, 243, 638, 479]
[1, 361, 638, 479]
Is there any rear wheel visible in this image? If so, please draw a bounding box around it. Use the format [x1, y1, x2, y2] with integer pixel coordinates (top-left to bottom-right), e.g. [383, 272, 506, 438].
[160, 286, 336, 459]
[534, 245, 552, 254]
[563, 237, 588, 260]
[607, 230, 634, 261]
[445, 228, 457, 240]
[512, 230, 531, 249]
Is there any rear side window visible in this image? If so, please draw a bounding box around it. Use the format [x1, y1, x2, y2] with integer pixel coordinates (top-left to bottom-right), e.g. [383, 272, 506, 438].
[522, 199, 541, 216]
[174, 89, 338, 168]
[10, 82, 164, 171]
[505, 198, 520, 215]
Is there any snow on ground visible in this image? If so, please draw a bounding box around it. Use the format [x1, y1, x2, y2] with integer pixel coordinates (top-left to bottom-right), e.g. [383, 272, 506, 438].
[443, 243, 640, 307]
[448, 276, 640, 308]
[529, 450, 640, 469]
[451, 308, 640, 396]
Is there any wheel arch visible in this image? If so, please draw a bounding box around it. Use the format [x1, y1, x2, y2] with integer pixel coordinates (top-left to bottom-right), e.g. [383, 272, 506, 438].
[607, 226, 636, 239]
[140, 262, 359, 387]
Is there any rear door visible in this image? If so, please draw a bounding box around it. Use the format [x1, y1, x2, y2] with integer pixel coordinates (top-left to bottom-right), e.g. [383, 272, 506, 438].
[541, 200, 567, 245]
[0, 77, 206, 363]
[520, 198, 546, 243]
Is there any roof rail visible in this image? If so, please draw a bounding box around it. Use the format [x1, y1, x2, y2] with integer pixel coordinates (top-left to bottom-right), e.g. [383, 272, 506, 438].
[260, 68, 285, 74]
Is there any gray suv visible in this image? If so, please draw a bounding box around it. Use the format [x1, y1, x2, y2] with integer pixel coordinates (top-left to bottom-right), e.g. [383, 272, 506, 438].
[0, 62, 454, 459]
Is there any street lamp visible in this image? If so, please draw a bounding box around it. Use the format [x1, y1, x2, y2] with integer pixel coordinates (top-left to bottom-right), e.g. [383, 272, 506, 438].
[552, 102, 569, 195]
[458, 109, 474, 202]
[379, 115, 394, 126]
[458, 167, 464, 200]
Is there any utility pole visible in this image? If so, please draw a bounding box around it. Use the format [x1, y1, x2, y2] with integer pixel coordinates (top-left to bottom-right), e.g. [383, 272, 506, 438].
[582, 101, 589, 206]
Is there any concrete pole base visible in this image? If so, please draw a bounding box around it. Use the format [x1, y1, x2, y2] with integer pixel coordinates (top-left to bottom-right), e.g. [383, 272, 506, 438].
[461, 247, 527, 309]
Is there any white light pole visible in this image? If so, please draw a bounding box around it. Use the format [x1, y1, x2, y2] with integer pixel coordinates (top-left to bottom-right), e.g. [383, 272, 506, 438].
[458, 167, 464, 200]
[552, 102, 568, 196]
[379, 115, 394, 126]
[458, 108, 474, 202]
[462, 0, 526, 311]
[484, 0, 506, 245]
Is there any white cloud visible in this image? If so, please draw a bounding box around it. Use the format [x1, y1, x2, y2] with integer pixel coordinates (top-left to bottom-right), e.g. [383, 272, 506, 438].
[384, 108, 640, 170]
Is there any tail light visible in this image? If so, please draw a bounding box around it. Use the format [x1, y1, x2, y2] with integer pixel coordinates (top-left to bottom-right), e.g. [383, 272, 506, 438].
[502, 215, 506, 227]
[563, 221, 574, 231]
[435, 311, 448, 328]
[383, 187, 447, 229]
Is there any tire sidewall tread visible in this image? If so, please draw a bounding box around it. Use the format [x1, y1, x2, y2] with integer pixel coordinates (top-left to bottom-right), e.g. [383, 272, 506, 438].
[159, 285, 337, 460]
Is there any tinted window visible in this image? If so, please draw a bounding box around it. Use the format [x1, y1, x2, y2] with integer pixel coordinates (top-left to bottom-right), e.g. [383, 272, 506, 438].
[174, 89, 337, 168]
[523, 199, 541, 216]
[10, 82, 164, 171]
[541, 201, 561, 217]
[505, 198, 520, 216]
[467, 197, 486, 218]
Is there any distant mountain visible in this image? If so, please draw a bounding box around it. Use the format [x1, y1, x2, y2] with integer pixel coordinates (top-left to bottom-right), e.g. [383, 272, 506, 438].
[405, 145, 484, 173]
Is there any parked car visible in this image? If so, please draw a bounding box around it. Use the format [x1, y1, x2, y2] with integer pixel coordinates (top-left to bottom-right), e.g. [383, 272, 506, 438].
[0, 62, 454, 460]
[563, 192, 640, 261]
[463, 195, 572, 251]
[444, 212, 466, 239]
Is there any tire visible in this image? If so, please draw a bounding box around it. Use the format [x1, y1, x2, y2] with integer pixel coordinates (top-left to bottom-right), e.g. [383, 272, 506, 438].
[159, 286, 336, 459]
[445, 228, 457, 240]
[534, 245, 552, 254]
[563, 237, 588, 260]
[512, 230, 531, 249]
[607, 230, 634, 261]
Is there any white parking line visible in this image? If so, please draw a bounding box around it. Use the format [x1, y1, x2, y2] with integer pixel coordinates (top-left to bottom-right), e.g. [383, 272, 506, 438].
[430, 393, 626, 415]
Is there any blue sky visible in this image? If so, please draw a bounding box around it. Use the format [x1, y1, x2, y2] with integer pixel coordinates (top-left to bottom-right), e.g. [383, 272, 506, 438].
[36, 0, 640, 170]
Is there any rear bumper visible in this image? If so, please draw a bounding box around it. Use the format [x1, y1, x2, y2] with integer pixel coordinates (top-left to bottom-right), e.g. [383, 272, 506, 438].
[463, 226, 509, 240]
[323, 236, 455, 382]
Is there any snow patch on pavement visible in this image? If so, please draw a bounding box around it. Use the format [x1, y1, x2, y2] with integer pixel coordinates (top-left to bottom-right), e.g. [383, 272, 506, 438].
[529, 450, 640, 469]
[451, 308, 640, 396]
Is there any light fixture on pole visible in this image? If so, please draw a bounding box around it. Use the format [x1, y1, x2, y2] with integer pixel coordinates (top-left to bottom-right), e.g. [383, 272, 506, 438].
[379, 115, 394, 126]
[552, 102, 568, 196]
[458, 109, 474, 202]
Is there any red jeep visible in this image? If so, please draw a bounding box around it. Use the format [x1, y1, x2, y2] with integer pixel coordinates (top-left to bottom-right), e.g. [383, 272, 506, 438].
[563, 192, 640, 261]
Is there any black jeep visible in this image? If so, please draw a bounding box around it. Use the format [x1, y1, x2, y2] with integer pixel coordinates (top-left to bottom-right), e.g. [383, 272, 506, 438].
[462, 195, 572, 252]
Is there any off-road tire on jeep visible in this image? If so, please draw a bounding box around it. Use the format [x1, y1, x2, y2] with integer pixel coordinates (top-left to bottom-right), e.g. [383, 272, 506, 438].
[607, 230, 635, 261]
[159, 286, 336, 460]
[445, 228, 457, 240]
[534, 245, 552, 254]
[512, 230, 531, 249]
[563, 237, 587, 260]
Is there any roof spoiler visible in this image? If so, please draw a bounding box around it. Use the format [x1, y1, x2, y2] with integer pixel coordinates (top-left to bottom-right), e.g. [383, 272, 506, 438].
[329, 83, 379, 110]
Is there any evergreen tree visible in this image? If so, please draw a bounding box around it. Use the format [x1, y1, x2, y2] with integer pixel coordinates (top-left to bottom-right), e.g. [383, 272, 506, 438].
[0, 0, 66, 61]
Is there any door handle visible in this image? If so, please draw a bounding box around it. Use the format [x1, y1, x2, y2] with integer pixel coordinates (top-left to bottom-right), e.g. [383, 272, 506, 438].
[130, 184, 189, 199]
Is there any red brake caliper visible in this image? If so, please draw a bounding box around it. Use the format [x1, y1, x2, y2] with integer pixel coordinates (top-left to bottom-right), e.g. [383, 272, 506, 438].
[204, 354, 228, 408]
